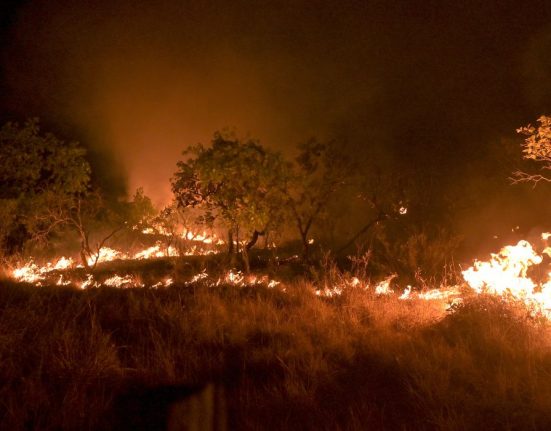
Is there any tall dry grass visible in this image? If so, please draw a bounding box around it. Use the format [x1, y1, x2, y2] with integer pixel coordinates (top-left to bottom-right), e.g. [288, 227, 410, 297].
[0, 275, 551, 430]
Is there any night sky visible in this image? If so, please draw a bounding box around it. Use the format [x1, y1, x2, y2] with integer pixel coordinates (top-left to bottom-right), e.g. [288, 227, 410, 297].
[2, 0, 551, 254]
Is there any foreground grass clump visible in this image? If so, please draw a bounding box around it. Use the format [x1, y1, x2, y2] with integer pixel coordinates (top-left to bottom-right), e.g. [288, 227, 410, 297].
[1, 279, 551, 430]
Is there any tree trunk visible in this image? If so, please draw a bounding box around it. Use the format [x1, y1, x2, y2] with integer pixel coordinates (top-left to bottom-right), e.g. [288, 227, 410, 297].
[227, 229, 234, 255]
[80, 246, 91, 271]
[242, 250, 250, 273]
[228, 228, 239, 266]
[337, 214, 386, 254]
[301, 232, 310, 261]
[79, 230, 94, 271]
[245, 230, 263, 251]
[242, 230, 264, 273]
[292, 210, 316, 263]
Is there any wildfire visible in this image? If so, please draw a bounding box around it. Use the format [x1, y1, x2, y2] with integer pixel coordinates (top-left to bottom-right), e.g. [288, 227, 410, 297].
[462, 240, 541, 296]
[140, 223, 225, 246]
[462, 237, 551, 316]
[90, 247, 125, 265]
[10, 227, 224, 286]
[312, 236, 551, 313]
[8, 225, 281, 290]
[12, 256, 76, 286]
[133, 244, 178, 260]
[375, 274, 396, 295]
[182, 229, 225, 245]
[10, 227, 551, 319]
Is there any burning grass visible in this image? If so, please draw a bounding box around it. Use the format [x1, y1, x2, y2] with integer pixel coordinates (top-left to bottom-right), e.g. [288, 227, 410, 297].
[4, 234, 551, 429]
[1, 269, 551, 430]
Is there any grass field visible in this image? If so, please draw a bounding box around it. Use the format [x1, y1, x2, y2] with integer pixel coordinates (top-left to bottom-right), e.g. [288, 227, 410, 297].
[1, 258, 551, 430]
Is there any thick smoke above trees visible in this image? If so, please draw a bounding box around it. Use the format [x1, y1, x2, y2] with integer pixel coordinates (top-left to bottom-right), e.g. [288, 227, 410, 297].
[2, 0, 551, 257]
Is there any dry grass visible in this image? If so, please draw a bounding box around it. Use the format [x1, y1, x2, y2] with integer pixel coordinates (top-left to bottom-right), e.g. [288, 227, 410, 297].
[1, 273, 551, 430]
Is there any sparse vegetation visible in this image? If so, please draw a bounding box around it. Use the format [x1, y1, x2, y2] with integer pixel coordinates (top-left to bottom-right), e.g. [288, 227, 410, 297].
[1, 113, 551, 430]
[3, 1, 551, 428]
[1, 256, 551, 430]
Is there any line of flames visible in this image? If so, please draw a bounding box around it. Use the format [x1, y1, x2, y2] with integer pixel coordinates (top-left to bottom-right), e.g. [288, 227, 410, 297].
[141, 226, 226, 245]
[8, 230, 551, 318]
[10, 228, 224, 287]
[10, 253, 282, 290]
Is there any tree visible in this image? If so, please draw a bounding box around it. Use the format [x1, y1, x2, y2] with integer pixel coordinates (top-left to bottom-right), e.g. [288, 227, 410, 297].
[171, 132, 290, 271]
[28, 187, 155, 270]
[514, 115, 551, 185]
[0, 118, 154, 270]
[336, 167, 408, 254]
[283, 138, 356, 260]
[0, 118, 91, 257]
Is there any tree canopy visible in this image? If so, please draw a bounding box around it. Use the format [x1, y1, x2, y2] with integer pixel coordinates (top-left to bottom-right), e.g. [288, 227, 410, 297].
[283, 138, 357, 258]
[171, 132, 290, 269]
[514, 115, 551, 185]
[0, 119, 90, 198]
[0, 119, 155, 269]
[0, 119, 91, 256]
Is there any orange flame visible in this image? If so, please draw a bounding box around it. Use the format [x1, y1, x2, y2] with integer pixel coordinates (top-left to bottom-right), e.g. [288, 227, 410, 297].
[11, 228, 551, 320]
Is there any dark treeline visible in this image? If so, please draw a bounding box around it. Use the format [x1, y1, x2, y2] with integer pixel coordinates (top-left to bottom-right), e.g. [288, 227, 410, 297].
[1, 116, 551, 284]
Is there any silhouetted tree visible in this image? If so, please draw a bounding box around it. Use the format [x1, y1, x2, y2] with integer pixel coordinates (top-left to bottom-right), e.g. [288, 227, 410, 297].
[27, 186, 155, 270]
[283, 138, 355, 260]
[171, 132, 289, 271]
[337, 168, 408, 254]
[0, 119, 155, 269]
[0, 118, 90, 258]
[514, 115, 551, 185]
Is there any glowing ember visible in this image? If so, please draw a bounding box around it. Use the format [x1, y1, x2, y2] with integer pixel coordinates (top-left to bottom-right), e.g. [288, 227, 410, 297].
[56, 275, 72, 286]
[189, 271, 209, 283]
[316, 286, 343, 297]
[375, 274, 396, 295]
[399, 285, 412, 300]
[102, 274, 144, 288]
[151, 278, 174, 288]
[267, 279, 280, 289]
[79, 274, 98, 289]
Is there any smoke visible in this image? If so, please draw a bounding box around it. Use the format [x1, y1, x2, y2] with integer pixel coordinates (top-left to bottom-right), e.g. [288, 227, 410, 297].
[522, 28, 551, 113]
[1, 0, 380, 204]
[2, 0, 551, 253]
